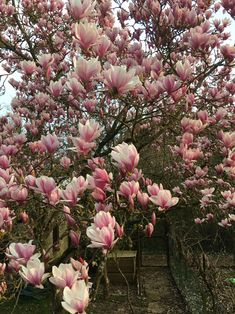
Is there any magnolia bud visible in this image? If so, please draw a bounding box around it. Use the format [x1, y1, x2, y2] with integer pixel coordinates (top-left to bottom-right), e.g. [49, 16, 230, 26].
[145, 223, 154, 237]
[115, 222, 124, 238]
[20, 211, 29, 224]
[69, 230, 80, 247]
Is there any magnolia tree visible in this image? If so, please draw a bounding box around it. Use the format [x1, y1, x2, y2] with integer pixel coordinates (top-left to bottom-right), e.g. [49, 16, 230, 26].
[167, 108, 235, 228]
[0, 0, 234, 313]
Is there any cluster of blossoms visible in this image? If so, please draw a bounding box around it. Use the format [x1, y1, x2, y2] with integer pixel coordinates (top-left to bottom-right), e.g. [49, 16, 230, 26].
[0, 0, 234, 312]
[0, 136, 178, 312]
[171, 107, 235, 227]
[4, 240, 90, 313]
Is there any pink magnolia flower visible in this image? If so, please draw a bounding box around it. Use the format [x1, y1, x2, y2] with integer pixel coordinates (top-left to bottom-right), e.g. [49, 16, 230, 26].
[147, 183, 163, 196]
[35, 176, 56, 198]
[161, 75, 181, 94]
[218, 218, 232, 227]
[0, 145, 18, 156]
[144, 80, 163, 99]
[119, 181, 139, 205]
[72, 176, 88, 194]
[221, 45, 235, 61]
[94, 35, 111, 57]
[103, 65, 141, 95]
[0, 169, 11, 183]
[115, 222, 124, 238]
[0, 263, 6, 275]
[87, 157, 105, 170]
[145, 223, 154, 237]
[20, 60, 37, 75]
[91, 187, 106, 202]
[227, 193, 235, 206]
[72, 137, 96, 156]
[83, 99, 97, 113]
[206, 213, 214, 221]
[6, 241, 40, 265]
[194, 218, 205, 225]
[200, 196, 215, 207]
[48, 80, 64, 97]
[60, 156, 71, 169]
[182, 132, 194, 145]
[13, 133, 26, 145]
[228, 214, 235, 222]
[86, 224, 118, 251]
[221, 190, 232, 199]
[137, 191, 149, 209]
[188, 28, 210, 50]
[215, 163, 224, 174]
[70, 0, 95, 20]
[49, 188, 61, 205]
[70, 258, 89, 281]
[195, 166, 208, 178]
[151, 212, 156, 226]
[74, 21, 99, 50]
[93, 211, 116, 229]
[20, 211, 29, 224]
[8, 259, 21, 272]
[38, 53, 54, 69]
[181, 117, 204, 134]
[111, 142, 139, 173]
[95, 202, 112, 212]
[67, 78, 86, 97]
[215, 107, 227, 121]
[197, 110, 209, 124]
[41, 133, 59, 153]
[150, 190, 179, 211]
[201, 188, 215, 196]
[0, 207, 12, 230]
[25, 175, 36, 187]
[175, 60, 191, 81]
[74, 57, 101, 82]
[63, 206, 76, 226]
[62, 176, 87, 205]
[220, 131, 235, 149]
[62, 280, 89, 314]
[127, 168, 143, 181]
[225, 151, 235, 167]
[182, 147, 203, 162]
[19, 258, 49, 289]
[10, 186, 28, 202]
[0, 177, 10, 198]
[29, 141, 46, 154]
[87, 168, 111, 190]
[79, 119, 103, 142]
[69, 230, 80, 247]
[49, 263, 80, 289]
[0, 155, 10, 169]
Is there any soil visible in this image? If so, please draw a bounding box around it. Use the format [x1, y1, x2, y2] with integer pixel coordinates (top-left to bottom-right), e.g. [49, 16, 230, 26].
[89, 254, 189, 314]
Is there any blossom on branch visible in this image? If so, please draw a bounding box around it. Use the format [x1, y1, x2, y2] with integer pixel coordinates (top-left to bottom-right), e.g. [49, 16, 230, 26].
[62, 280, 89, 314]
[19, 258, 49, 289]
[103, 65, 141, 95]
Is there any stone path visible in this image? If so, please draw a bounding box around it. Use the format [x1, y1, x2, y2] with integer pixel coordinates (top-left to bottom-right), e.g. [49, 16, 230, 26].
[89, 254, 189, 314]
[141, 266, 188, 314]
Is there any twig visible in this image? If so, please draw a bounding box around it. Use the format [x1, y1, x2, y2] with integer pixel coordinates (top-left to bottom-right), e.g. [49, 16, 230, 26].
[114, 256, 134, 314]
[11, 280, 23, 314]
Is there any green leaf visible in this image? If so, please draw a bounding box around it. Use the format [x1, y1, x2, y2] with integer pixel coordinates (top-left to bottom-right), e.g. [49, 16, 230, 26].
[227, 278, 235, 284]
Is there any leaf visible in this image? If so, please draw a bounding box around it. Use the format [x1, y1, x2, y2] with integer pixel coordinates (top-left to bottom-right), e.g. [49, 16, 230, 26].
[227, 278, 235, 284]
